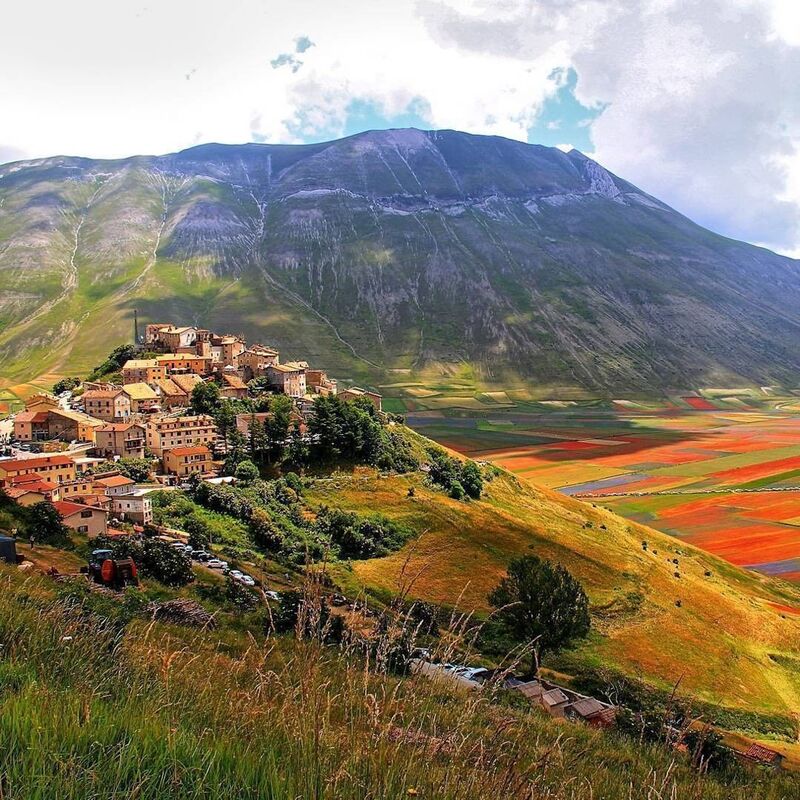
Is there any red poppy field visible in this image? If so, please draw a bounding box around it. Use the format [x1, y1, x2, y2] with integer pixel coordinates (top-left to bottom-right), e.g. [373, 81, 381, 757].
[411, 402, 800, 582]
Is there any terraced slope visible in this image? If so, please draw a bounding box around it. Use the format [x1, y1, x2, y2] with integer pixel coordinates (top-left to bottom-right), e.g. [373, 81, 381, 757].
[2, 129, 800, 392]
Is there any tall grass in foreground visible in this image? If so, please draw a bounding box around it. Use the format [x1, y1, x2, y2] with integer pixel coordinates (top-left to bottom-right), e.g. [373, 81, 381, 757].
[0, 572, 797, 799]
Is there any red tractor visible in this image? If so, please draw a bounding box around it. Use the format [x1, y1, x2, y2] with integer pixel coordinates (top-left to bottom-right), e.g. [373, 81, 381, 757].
[86, 549, 139, 590]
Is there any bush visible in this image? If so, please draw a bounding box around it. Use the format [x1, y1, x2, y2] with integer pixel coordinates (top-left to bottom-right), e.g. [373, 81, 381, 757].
[449, 480, 465, 500]
[225, 576, 259, 611]
[426, 447, 483, 500]
[314, 507, 414, 559]
[234, 460, 260, 484]
[283, 472, 303, 495]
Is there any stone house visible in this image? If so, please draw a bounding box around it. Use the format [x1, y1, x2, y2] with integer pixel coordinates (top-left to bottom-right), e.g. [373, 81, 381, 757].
[146, 414, 217, 457]
[306, 369, 338, 396]
[339, 387, 383, 411]
[157, 325, 198, 352]
[220, 373, 248, 399]
[163, 445, 213, 477]
[0, 455, 77, 487]
[95, 422, 147, 460]
[266, 363, 306, 398]
[237, 345, 280, 380]
[122, 383, 160, 413]
[211, 335, 246, 367]
[156, 353, 212, 377]
[110, 491, 154, 525]
[122, 359, 167, 385]
[82, 388, 131, 422]
[4, 474, 62, 505]
[53, 500, 108, 538]
[155, 378, 189, 410]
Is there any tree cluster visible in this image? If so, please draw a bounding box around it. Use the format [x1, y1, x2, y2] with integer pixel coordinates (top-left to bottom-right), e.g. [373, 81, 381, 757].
[52, 376, 81, 395]
[426, 447, 483, 500]
[303, 395, 419, 472]
[88, 344, 142, 381]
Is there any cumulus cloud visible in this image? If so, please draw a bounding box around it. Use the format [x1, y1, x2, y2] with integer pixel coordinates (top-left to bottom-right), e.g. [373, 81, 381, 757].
[1, 0, 798, 251]
[416, 0, 800, 252]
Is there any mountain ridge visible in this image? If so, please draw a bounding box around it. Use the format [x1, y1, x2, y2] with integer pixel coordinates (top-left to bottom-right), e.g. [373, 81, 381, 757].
[1, 128, 799, 393]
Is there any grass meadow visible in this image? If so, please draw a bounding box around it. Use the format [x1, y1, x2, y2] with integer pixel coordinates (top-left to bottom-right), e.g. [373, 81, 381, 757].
[2, 567, 800, 799]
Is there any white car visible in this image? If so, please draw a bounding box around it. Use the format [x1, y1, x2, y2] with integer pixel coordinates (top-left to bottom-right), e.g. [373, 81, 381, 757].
[264, 590, 281, 601]
[237, 575, 256, 587]
[228, 569, 244, 579]
[207, 559, 228, 570]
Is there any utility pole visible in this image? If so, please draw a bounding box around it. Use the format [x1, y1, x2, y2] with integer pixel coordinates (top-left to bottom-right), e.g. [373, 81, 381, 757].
[133, 308, 139, 344]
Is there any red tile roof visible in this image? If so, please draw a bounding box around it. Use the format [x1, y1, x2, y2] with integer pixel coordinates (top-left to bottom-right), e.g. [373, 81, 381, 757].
[53, 500, 105, 517]
[744, 744, 783, 764]
[17, 480, 59, 493]
[222, 374, 247, 389]
[93, 475, 135, 488]
[0, 455, 75, 473]
[167, 446, 210, 457]
[97, 423, 142, 432]
[14, 411, 50, 423]
[83, 389, 124, 400]
[7, 472, 48, 485]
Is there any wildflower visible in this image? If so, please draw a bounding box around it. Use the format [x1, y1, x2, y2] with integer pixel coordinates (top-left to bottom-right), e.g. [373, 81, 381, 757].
[406, 789, 419, 796]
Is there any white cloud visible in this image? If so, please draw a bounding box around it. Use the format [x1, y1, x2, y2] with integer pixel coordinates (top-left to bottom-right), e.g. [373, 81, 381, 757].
[0, 0, 798, 252]
[417, 0, 800, 254]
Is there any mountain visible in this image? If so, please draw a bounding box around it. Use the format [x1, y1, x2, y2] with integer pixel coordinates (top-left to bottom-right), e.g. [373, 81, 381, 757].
[2, 128, 800, 392]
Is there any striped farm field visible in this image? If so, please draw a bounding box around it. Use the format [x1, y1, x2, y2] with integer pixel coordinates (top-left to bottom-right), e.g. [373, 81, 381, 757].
[411, 403, 800, 583]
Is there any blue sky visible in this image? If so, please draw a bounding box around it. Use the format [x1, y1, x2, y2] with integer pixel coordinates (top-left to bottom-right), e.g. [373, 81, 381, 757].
[294, 68, 601, 153]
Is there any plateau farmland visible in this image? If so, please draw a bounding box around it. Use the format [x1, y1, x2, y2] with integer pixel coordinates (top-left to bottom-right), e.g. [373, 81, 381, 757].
[407, 392, 800, 582]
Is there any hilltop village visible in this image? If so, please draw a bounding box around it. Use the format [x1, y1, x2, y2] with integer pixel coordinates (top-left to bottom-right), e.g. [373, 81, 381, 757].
[0, 323, 382, 535]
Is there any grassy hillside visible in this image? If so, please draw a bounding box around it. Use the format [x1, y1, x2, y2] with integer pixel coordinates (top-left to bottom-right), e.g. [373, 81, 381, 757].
[307, 460, 800, 722]
[2, 567, 799, 799]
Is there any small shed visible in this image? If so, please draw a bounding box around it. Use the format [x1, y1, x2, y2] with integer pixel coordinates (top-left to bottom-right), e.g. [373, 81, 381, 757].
[741, 744, 784, 769]
[541, 688, 571, 717]
[0, 535, 18, 564]
[564, 697, 616, 727]
[515, 680, 545, 700]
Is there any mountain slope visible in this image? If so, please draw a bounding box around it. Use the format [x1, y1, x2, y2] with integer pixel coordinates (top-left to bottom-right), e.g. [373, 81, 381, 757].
[2, 128, 800, 392]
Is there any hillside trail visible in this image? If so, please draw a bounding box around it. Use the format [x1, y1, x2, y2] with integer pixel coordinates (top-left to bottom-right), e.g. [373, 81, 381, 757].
[126, 172, 190, 295]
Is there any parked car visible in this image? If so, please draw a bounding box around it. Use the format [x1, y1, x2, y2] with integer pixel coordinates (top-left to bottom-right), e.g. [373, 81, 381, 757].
[264, 590, 281, 601]
[207, 559, 228, 570]
[238, 575, 256, 587]
[193, 551, 211, 562]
